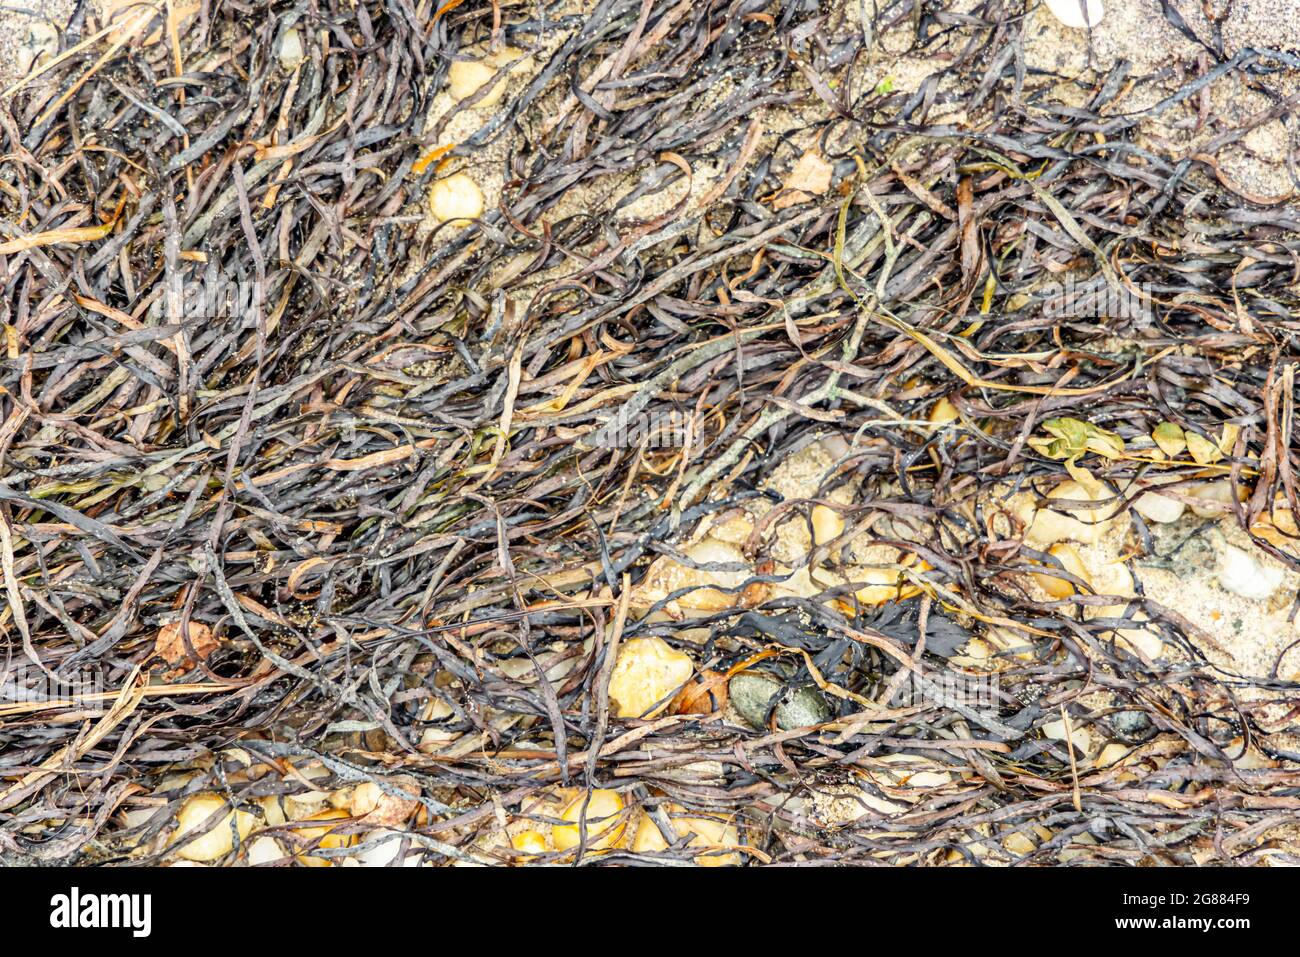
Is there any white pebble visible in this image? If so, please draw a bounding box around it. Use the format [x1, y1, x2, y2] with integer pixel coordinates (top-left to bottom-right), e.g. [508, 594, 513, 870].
[1132, 492, 1184, 524]
[278, 27, 304, 70]
[1043, 717, 1092, 755]
[245, 836, 286, 866]
[1045, 0, 1104, 29]
[1190, 480, 1241, 518]
[1217, 543, 1284, 601]
[16, 21, 58, 77]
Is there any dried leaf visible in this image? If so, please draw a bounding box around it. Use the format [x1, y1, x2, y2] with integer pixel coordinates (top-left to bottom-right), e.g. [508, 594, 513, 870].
[773, 151, 833, 209]
[155, 620, 218, 666]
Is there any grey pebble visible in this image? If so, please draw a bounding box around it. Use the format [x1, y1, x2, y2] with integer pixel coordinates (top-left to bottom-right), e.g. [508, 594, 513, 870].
[729, 672, 830, 730]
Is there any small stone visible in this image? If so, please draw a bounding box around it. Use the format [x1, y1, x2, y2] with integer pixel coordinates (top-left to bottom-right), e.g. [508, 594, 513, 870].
[633, 537, 762, 613]
[1042, 716, 1092, 756]
[16, 21, 58, 77]
[1132, 492, 1185, 524]
[607, 636, 695, 718]
[929, 396, 959, 425]
[511, 830, 548, 855]
[245, 835, 286, 866]
[1024, 480, 1122, 546]
[169, 793, 256, 862]
[552, 789, 626, 851]
[348, 778, 420, 826]
[1114, 623, 1163, 660]
[778, 685, 832, 728]
[728, 672, 780, 728]
[1110, 709, 1152, 743]
[631, 805, 740, 866]
[1030, 542, 1090, 599]
[1217, 543, 1284, 600]
[1189, 480, 1243, 518]
[729, 672, 829, 730]
[811, 504, 844, 546]
[428, 172, 484, 225]
[278, 27, 304, 70]
[447, 48, 529, 107]
[1045, 0, 1104, 28]
[849, 558, 923, 605]
[1002, 826, 1051, 855]
[1095, 743, 1130, 768]
[288, 808, 358, 867]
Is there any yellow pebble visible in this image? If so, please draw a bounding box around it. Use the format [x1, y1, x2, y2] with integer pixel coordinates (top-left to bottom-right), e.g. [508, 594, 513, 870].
[631, 806, 740, 867]
[290, 808, 358, 867]
[811, 504, 844, 546]
[552, 789, 626, 851]
[428, 172, 484, 225]
[607, 636, 695, 719]
[170, 793, 256, 862]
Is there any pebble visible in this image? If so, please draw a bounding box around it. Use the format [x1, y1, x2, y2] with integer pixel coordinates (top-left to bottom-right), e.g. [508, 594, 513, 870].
[1132, 492, 1185, 524]
[245, 835, 286, 866]
[447, 48, 530, 107]
[729, 672, 830, 730]
[170, 793, 255, 862]
[1045, 0, 1104, 28]
[1217, 543, 1284, 600]
[631, 805, 740, 866]
[428, 172, 484, 225]
[278, 27, 304, 70]
[1094, 742, 1130, 768]
[16, 21, 58, 78]
[552, 789, 626, 851]
[1110, 709, 1152, 742]
[1024, 480, 1120, 546]
[1042, 716, 1092, 756]
[1189, 480, 1242, 518]
[607, 636, 695, 718]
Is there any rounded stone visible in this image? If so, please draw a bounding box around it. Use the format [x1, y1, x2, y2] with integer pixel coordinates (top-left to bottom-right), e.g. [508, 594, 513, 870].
[729, 672, 830, 730]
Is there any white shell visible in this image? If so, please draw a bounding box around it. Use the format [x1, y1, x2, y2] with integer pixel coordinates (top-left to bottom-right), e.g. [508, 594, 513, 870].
[1045, 0, 1104, 29]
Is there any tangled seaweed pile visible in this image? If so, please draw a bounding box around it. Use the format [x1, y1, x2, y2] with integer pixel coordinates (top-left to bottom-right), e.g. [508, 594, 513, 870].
[2, 0, 1300, 866]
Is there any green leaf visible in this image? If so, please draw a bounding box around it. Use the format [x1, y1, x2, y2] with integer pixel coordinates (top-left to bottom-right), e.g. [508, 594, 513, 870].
[1032, 417, 1125, 461]
[1151, 422, 1186, 458]
[1185, 431, 1222, 465]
